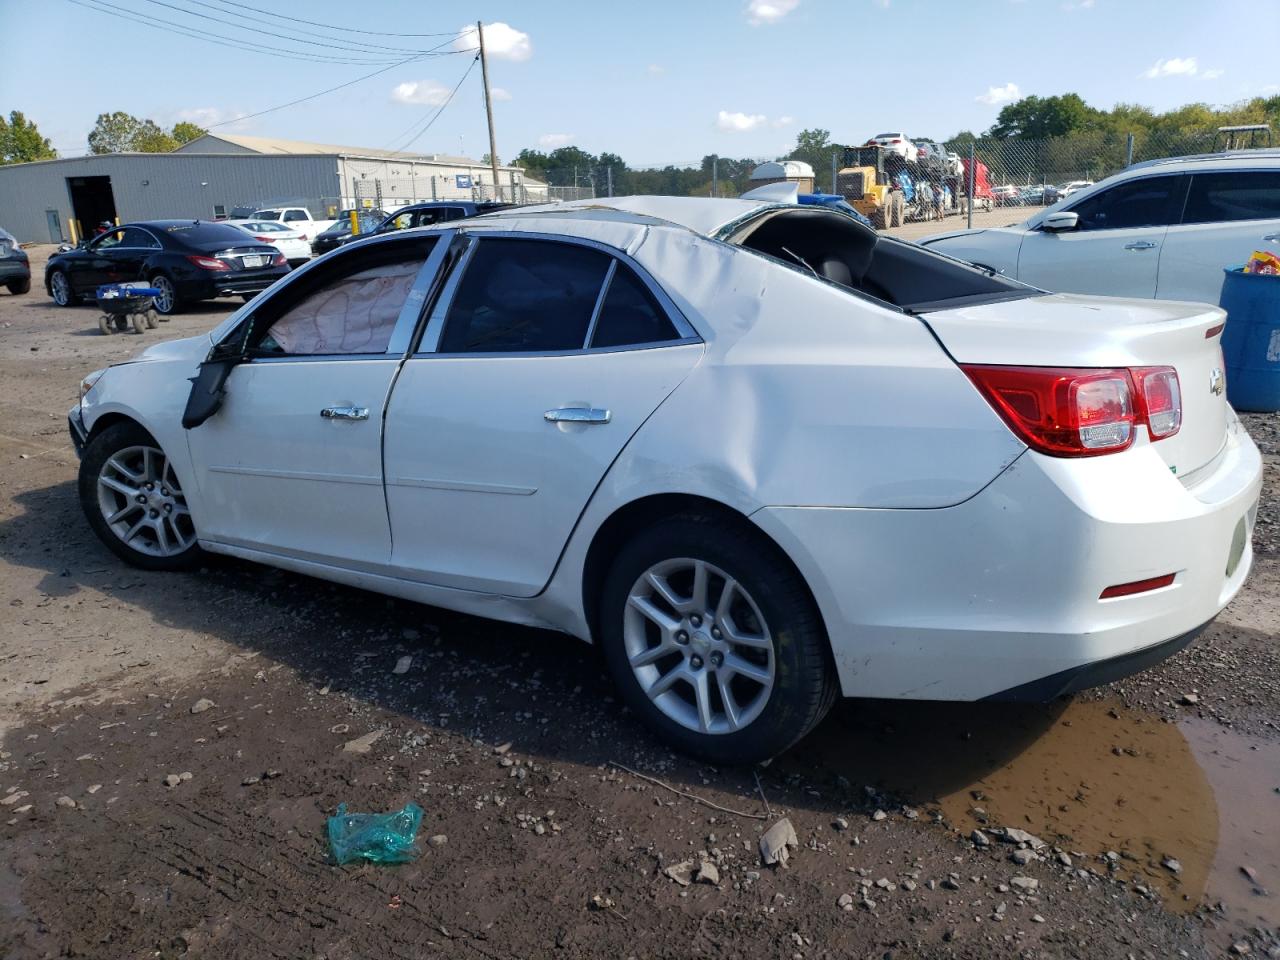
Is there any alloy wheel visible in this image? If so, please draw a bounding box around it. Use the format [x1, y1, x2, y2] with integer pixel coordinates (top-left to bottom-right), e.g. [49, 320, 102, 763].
[95, 445, 196, 557]
[623, 558, 775, 735]
[50, 271, 70, 305]
[151, 276, 174, 313]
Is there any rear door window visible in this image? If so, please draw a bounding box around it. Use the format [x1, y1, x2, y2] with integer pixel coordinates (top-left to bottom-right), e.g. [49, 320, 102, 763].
[283, 210, 308, 223]
[438, 239, 611, 353]
[1067, 175, 1181, 231]
[590, 265, 680, 348]
[1182, 171, 1280, 224]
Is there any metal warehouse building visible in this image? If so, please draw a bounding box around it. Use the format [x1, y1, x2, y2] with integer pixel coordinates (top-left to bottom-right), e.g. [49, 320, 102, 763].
[0, 133, 547, 244]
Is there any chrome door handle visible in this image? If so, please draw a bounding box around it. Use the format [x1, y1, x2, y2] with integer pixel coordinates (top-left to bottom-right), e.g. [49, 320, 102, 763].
[1124, 240, 1158, 251]
[544, 407, 611, 424]
[320, 405, 369, 421]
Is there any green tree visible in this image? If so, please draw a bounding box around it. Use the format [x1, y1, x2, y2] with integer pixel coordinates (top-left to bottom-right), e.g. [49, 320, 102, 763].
[988, 94, 1097, 139]
[87, 111, 186, 153]
[0, 110, 57, 164]
[171, 121, 206, 145]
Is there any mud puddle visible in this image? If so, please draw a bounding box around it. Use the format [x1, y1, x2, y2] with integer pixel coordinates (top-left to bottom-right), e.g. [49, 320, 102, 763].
[791, 697, 1278, 928]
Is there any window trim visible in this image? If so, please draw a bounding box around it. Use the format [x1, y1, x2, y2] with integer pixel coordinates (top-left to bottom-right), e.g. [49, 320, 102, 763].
[1178, 169, 1280, 226]
[414, 231, 700, 358]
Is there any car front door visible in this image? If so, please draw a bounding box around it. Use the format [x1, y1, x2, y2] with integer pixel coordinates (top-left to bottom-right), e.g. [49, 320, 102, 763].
[1157, 170, 1280, 304]
[1016, 174, 1184, 298]
[99, 226, 160, 285]
[382, 234, 704, 597]
[73, 229, 125, 294]
[185, 235, 445, 568]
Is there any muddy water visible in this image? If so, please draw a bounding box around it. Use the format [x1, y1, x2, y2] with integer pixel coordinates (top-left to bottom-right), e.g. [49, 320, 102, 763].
[795, 697, 1279, 925]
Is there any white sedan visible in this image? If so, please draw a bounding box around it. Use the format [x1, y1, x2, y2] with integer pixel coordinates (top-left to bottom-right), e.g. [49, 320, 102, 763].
[224, 219, 312, 266]
[69, 194, 1261, 762]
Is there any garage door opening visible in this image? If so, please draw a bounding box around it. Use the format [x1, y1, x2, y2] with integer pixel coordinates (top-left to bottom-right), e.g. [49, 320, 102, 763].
[66, 176, 117, 242]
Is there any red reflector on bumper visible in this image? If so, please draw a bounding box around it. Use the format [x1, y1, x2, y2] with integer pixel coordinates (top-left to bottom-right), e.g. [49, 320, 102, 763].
[1100, 574, 1176, 599]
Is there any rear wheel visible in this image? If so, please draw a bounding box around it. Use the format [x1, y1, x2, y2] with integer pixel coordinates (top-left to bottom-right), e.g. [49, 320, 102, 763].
[873, 200, 892, 230]
[892, 192, 906, 227]
[79, 422, 203, 571]
[150, 274, 181, 315]
[599, 513, 836, 763]
[49, 269, 72, 306]
[7, 277, 30, 295]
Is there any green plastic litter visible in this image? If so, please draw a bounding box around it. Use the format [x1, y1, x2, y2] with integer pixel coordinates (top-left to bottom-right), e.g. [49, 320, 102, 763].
[327, 801, 424, 865]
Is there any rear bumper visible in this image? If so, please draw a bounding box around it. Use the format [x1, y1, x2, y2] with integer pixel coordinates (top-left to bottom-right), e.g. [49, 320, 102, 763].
[752, 414, 1262, 701]
[0, 261, 30, 282]
[178, 268, 288, 301]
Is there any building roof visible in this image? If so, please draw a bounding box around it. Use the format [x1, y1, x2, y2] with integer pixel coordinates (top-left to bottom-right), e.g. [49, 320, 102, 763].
[175, 133, 495, 166]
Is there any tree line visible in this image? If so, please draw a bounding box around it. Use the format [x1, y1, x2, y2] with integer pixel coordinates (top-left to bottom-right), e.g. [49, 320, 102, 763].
[0, 111, 208, 164]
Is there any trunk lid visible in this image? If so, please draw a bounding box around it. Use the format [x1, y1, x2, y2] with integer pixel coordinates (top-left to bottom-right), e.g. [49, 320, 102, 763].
[922, 293, 1228, 478]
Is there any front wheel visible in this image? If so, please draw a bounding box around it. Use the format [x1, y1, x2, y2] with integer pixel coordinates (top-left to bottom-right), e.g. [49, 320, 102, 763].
[49, 269, 73, 306]
[599, 514, 835, 764]
[149, 274, 181, 315]
[79, 422, 203, 570]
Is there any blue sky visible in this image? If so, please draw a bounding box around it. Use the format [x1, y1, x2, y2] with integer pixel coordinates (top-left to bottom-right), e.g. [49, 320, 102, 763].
[2, 0, 1278, 165]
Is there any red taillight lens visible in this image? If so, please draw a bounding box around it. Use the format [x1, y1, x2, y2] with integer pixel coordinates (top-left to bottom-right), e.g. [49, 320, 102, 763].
[1100, 573, 1176, 599]
[253, 235, 272, 242]
[297, 233, 308, 242]
[1131, 366, 1181, 439]
[962, 366, 1135, 456]
[185, 254, 230, 271]
[271, 253, 287, 266]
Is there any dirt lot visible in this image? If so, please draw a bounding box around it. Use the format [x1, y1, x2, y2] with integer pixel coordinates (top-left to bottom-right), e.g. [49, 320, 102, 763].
[2, 244, 1278, 959]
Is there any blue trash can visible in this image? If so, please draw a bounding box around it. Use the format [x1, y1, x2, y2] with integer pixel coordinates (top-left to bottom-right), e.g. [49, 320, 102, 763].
[1218, 266, 1280, 412]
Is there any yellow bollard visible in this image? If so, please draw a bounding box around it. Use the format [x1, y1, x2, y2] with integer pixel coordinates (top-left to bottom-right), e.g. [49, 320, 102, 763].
[349, 209, 360, 237]
[69, 219, 80, 245]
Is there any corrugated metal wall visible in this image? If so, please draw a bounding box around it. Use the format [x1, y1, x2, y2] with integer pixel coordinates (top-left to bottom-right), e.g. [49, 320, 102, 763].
[0, 154, 342, 242]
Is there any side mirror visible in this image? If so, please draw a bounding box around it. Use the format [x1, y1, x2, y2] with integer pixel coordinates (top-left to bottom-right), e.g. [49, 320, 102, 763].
[1042, 211, 1079, 232]
[182, 318, 254, 428]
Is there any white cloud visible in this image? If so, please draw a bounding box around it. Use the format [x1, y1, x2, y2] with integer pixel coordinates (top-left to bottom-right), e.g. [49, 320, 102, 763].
[746, 0, 799, 25]
[976, 82, 1020, 105]
[453, 22, 531, 61]
[1142, 56, 1198, 79]
[491, 86, 512, 101]
[391, 80, 452, 106]
[647, 63, 665, 75]
[539, 133, 574, 148]
[1061, 0, 1094, 9]
[717, 110, 767, 132]
[1201, 68, 1225, 80]
[772, 115, 795, 127]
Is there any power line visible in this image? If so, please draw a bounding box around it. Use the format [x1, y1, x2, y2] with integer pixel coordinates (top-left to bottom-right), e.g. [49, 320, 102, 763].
[387, 55, 479, 156]
[135, 0, 444, 56]
[197, 0, 465, 38]
[68, 0, 416, 64]
[194, 0, 457, 55]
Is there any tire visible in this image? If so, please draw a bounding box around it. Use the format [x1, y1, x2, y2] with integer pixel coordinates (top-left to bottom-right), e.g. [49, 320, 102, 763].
[892, 192, 906, 227]
[7, 277, 30, 295]
[79, 422, 203, 571]
[48, 269, 73, 307]
[97, 314, 113, 336]
[872, 200, 892, 231]
[599, 512, 836, 764]
[150, 274, 181, 315]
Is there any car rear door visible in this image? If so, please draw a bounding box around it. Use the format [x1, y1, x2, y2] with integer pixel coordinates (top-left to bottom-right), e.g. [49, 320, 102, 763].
[1157, 169, 1280, 304]
[381, 233, 703, 597]
[185, 236, 444, 568]
[1016, 174, 1184, 298]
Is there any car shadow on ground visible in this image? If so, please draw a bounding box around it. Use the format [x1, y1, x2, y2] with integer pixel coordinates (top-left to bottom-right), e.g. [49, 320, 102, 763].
[3, 478, 1069, 815]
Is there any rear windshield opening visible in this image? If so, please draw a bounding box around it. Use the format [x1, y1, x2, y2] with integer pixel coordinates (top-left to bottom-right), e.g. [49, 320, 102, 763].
[729, 207, 1038, 312]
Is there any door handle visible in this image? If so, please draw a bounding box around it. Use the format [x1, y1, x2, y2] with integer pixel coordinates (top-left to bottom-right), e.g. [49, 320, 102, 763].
[320, 405, 369, 421]
[544, 407, 611, 424]
[1263, 234, 1280, 243]
[1124, 240, 1158, 251]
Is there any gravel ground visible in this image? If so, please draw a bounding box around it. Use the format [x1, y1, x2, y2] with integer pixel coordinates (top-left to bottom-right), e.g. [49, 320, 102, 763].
[1, 245, 1277, 959]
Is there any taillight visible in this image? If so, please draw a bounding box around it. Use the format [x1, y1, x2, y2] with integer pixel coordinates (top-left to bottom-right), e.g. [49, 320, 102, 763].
[185, 254, 230, 271]
[271, 253, 287, 266]
[963, 365, 1182, 456]
[1131, 366, 1181, 439]
[297, 234, 308, 242]
[253, 235, 273, 242]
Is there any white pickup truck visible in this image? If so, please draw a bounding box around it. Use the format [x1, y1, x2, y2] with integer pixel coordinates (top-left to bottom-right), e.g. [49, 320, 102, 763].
[249, 207, 336, 243]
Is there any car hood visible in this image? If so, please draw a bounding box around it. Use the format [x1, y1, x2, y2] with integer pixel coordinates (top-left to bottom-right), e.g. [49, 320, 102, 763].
[119, 334, 212, 366]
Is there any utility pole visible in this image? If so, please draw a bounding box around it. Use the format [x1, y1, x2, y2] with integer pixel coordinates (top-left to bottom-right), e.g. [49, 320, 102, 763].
[711, 157, 718, 198]
[477, 21, 501, 200]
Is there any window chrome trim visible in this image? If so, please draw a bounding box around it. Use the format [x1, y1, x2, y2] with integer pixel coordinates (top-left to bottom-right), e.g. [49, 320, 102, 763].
[385, 231, 453, 356]
[582, 260, 617, 349]
[414, 230, 700, 356]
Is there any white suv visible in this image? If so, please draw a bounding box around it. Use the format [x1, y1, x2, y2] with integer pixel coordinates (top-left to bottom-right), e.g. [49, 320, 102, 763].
[921, 152, 1280, 304]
